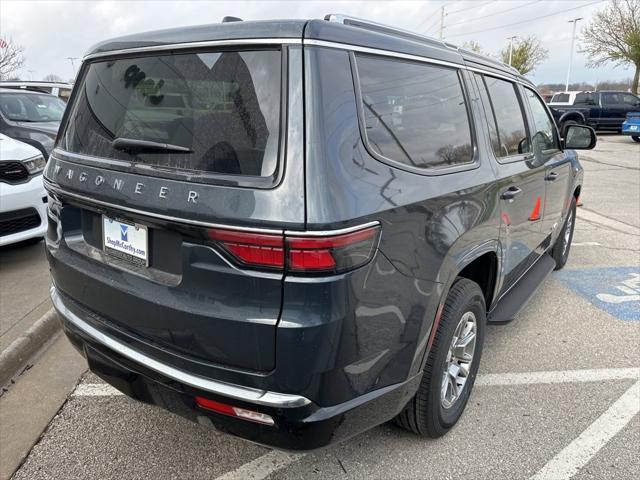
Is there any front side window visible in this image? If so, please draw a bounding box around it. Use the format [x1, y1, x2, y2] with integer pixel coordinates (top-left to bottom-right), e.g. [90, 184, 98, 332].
[621, 93, 640, 106]
[60, 50, 282, 178]
[355, 54, 473, 170]
[602, 92, 622, 106]
[0, 92, 66, 122]
[524, 88, 559, 157]
[483, 76, 530, 159]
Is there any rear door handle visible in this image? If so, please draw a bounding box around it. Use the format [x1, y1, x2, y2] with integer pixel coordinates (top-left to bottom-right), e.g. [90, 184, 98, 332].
[501, 186, 523, 200]
[545, 172, 559, 182]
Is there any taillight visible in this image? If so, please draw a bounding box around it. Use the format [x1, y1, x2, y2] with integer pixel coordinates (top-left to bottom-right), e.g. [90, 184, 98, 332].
[207, 229, 285, 269]
[287, 226, 380, 273]
[207, 223, 380, 274]
[195, 396, 275, 426]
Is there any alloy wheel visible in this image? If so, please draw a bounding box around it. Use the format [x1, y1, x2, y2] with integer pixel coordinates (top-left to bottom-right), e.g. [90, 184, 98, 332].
[441, 311, 477, 409]
[562, 209, 573, 257]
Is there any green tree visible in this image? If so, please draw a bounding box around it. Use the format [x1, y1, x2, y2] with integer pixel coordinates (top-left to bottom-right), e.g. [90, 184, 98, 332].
[499, 36, 549, 75]
[582, 0, 640, 94]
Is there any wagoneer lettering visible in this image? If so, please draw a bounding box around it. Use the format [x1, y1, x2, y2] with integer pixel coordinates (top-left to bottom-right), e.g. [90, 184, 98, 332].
[44, 14, 594, 451]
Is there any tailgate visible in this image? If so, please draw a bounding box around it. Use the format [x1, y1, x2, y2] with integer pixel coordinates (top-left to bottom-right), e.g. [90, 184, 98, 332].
[45, 43, 305, 372]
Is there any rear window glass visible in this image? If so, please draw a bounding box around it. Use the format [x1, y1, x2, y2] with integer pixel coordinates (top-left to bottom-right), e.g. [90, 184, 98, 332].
[355, 54, 473, 170]
[59, 50, 282, 178]
[551, 93, 569, 103]
[574, 93, 596, 105]
[483, 76, 530, 158]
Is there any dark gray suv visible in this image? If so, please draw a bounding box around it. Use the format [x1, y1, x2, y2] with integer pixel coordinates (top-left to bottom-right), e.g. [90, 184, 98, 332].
[44, 15, 595, 450]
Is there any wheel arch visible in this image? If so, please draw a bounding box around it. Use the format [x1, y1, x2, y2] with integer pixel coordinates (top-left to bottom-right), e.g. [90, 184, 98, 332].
[558, 111, 586, 125]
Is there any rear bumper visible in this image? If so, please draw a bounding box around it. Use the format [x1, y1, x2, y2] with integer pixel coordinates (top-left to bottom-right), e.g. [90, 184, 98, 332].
[52, 285, 421, 450]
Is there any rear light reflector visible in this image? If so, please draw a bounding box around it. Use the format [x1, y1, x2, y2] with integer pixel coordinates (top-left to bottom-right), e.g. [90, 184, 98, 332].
[195, 396, 275, 426]
[206, 223, 380, 274]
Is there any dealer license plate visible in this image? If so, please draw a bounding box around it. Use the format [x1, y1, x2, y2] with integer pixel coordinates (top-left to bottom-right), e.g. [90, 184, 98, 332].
[102, 216, 149, 266]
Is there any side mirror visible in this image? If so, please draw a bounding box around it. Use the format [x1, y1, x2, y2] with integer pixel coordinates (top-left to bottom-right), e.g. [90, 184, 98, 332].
[563, 124, 597, 150]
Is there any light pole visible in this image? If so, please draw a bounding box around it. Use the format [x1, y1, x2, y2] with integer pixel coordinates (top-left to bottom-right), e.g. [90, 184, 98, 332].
[439, 5, 446, 40]
[66, 57, 79, 77]
[565, 17, 583, 92]
[507, 36, 518, 66]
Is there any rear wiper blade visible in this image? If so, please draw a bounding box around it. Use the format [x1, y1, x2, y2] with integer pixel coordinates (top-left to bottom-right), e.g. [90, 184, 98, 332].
[112, 137, 192, 153]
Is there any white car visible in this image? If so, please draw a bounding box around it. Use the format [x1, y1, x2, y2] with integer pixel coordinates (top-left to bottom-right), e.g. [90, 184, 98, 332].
[0, 133, 48, 246]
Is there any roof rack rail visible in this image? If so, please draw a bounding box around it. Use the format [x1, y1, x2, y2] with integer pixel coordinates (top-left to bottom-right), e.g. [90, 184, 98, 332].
[324, 13, 447, 49]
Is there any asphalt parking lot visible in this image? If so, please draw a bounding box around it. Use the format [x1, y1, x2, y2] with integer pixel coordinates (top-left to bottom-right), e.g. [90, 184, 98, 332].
[4, 134, 640, 480]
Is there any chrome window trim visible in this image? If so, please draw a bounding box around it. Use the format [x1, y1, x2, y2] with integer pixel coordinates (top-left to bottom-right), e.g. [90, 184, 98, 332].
[285, 220, 380, 236]
[83, 38, 303, 60]
[51, 285, 310, 408]
[303, 39, 532, 88]
[305, 39, 463, 70]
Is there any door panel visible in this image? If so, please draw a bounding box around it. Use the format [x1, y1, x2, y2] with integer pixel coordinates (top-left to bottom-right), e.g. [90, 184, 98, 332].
[601, 92, 640, 129]
[522, 87, 571, 239]
[473, 74, 547, 295]
[498, 162, 547, 290]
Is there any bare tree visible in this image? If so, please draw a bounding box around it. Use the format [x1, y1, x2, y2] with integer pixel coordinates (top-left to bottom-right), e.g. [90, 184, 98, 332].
[462, 41, 483, 54]
[43, 74, 64, 82]
[582, 0, 640, 94]
[499, 36, 549, 75]
[0, 37, 25, 80]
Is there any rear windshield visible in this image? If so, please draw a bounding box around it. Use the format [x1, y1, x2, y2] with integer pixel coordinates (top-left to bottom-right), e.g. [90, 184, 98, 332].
[0, 92, 66, 122]
[59, 50, 282, 178]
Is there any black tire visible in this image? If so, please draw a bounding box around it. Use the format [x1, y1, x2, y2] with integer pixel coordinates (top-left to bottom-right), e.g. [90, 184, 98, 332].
[394, 278, 486, 438]
[551, 197, 576, 270]
[561, 119, 579, 137]
[632, 135, 640, 143]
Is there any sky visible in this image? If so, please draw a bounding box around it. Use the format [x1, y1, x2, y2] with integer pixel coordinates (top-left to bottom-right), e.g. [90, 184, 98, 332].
[0, 0, 633, 87]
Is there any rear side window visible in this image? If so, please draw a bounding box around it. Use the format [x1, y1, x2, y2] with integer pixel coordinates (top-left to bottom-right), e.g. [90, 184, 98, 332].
[355, 54, 473, 171]
[60, 50, 282, 178]
[574, 93, 596, 105]
[482, 76, 530, 159]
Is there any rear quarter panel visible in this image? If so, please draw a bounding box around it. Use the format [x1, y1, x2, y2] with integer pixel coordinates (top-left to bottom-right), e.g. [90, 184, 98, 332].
[290, 46, 503, 405]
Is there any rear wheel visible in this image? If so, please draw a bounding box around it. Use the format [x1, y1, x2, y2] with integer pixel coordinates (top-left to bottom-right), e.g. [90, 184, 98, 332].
[551, 197, 576, 270]
[632, 135, 640, 143]
[394, 278, 485, 437]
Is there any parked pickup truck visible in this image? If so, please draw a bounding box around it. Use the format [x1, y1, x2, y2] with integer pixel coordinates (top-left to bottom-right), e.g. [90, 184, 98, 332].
[551, 90, 640, 134]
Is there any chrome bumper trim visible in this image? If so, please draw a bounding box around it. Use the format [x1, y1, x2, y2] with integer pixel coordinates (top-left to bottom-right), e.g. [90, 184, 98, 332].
[50, 285, 310, 408]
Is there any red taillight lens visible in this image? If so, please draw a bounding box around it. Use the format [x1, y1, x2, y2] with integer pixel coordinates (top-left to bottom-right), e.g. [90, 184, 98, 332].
[207, 229, 284, 270]
[287, 225, 380, 274]
[207, 224, 380, 274]
[195, 396, 275, 426]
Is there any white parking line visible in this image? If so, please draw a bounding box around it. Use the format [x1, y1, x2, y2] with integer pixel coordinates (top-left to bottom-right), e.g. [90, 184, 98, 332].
[213, 450, 304, 480]
[475, 367, 640, 386]
[68, 367, 640, 480]
[571, 242, 602, 247]
[531, 381, 640, 480]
